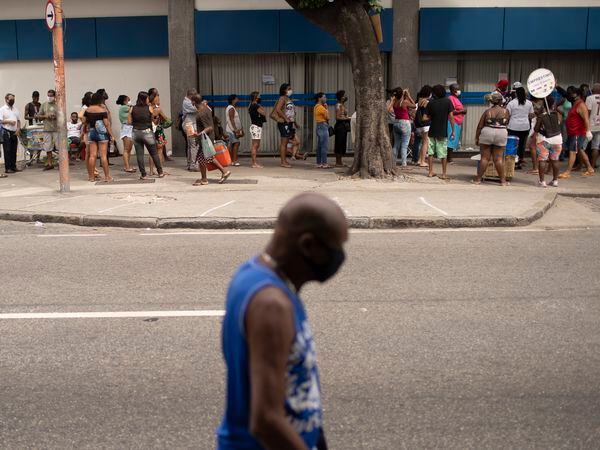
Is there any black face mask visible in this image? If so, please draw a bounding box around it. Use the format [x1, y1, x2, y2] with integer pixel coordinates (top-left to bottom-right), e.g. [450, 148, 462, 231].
[257, 98, 261, 104]
[303, 237, 346, 283]
[8, 100, 15, 107]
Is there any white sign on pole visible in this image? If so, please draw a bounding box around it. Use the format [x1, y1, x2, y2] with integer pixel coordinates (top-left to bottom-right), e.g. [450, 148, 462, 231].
[527, 68, 556, 99]
[45, 0, 56, 30]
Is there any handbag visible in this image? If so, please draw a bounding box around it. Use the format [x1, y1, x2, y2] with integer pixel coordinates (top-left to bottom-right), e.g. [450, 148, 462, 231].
[328, 126, 335, 137]
[343, 120, 351, 133]
[161, 117, 173, 129]
[206, 140, 232, 171]
[200, 132, 217, 158]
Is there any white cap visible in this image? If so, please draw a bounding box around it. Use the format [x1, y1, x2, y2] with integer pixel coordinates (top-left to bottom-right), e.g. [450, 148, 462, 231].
[513, 81, 523, 89]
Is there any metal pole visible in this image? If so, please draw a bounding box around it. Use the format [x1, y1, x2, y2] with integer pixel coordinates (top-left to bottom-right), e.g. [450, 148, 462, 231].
[52, 0, 70, 193]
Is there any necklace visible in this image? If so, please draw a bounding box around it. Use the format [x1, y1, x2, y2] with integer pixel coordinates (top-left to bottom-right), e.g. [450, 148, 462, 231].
[261, 253, 297, 294]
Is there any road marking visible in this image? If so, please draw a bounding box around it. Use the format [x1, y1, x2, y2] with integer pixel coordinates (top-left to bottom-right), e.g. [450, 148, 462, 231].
[37, 234, 107, 238]
[23, 195, 84, 208]
[0, 310, 225, 320]
[141, 230, 271, 236]
[200, 200, 236, 217]
[332, 197, 351, 217]
[97, 202, 142, 214]
[419, 197, 449, 216]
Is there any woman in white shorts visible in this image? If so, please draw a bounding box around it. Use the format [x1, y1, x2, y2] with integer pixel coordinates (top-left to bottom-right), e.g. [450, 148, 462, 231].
[248, 91, 266, 168]
[414, 85, 433, 167]
[474, 92, 511, 185]
[117, 95, 135, 173]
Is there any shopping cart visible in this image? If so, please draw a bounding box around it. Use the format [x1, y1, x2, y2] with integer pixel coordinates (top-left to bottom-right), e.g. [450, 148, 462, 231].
[18, 125, 49, 167]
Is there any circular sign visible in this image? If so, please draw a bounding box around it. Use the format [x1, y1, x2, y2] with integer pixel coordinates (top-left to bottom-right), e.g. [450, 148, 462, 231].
[527, 68, 556, 99]
[45, 0, 56, 31]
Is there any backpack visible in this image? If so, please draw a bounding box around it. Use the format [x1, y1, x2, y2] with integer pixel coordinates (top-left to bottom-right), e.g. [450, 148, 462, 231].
[414, 105, 431, 128]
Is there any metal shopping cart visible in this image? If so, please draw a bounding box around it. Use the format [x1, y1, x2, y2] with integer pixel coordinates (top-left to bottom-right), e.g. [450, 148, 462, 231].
[18, 125, 49, 167]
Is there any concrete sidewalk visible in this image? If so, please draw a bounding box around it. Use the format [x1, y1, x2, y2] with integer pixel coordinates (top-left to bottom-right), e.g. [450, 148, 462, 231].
[0, 156, 598, 229]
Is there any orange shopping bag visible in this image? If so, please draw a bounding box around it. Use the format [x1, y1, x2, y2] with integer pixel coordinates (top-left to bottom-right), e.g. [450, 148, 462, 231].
[207, 140, 232, 171]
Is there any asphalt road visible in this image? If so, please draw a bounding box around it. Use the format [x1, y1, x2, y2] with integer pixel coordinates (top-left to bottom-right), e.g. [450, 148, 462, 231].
[1, 220, 599, 449]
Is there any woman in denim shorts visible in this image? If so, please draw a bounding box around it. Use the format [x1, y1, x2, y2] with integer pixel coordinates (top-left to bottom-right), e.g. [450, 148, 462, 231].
[82, 92, 113, 182]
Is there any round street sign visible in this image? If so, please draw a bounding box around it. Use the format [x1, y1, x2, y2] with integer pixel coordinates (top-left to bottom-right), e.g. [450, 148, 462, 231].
[527, 68, 556, 99]
[45, 0, 56, 31]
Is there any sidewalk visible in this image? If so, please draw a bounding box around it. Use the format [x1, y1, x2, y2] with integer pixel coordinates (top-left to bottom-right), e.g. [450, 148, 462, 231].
[0, 156, 599, 229]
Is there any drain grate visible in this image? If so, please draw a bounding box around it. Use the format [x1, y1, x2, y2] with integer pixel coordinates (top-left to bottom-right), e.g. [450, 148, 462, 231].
[573, 197, 600, 212]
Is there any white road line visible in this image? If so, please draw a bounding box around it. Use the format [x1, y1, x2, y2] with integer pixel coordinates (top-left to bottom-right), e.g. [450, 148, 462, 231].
[0, 310, 225, 320]
[199, 200, 236, 217]
[141, 230, 271, 236]
[332, 197, 351, 217]
[23, 195, 84, 208]
[97, 203, 141, 214]
[37, 234, 107, 238]
[419, 197, 449, 216]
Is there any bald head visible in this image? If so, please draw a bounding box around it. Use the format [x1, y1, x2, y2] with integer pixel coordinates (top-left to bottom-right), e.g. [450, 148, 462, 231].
[276, 193, 348, 243]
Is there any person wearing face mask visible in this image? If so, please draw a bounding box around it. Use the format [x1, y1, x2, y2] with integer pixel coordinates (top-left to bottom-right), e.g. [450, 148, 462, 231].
[334, 90, 351, 168]
[447, 84, 466, 164]
[0, 93, 22, 176]
[248, 91, 266, 169]
[218, 192, 347, 450]
[559, 86, 595, 179]
[226, 94, 243, 167]
[36, 89, 59, 171]
[314, 93, 331, 169]
[273, 83, 296, 168]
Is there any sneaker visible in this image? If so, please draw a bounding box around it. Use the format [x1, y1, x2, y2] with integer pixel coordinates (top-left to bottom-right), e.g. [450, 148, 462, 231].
[549, 180, 558, 187]
[538, 180, 547, 188]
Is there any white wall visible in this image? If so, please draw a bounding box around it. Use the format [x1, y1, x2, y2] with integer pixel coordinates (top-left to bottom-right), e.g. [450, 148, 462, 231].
[3, 0, 167, 20]
[0, 58, 172, 161]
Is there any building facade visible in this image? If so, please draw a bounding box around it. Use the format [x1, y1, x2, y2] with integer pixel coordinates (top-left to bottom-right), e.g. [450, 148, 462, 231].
[1, 0, 599, 161]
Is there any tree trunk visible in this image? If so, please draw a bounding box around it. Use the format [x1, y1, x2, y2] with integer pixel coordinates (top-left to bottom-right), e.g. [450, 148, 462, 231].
[285, 0, 395, 178]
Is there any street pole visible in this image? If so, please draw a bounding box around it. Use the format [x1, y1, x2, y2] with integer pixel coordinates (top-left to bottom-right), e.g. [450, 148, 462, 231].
[51, 0, 70, 193]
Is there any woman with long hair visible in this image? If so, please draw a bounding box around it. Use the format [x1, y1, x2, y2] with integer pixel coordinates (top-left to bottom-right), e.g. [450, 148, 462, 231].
[248, 91, 266, 168]
[314, 93, 331, 169]
[273, 83, 295, 168]
[82, 92, 113, 182]
[334, 90, 350, 167]
[414, 85, 432, 168]
[116, 95, 135, 173]
[128, 91, 165, 180]
[387, 86, 416, 167]
[506, 86, 534, 171]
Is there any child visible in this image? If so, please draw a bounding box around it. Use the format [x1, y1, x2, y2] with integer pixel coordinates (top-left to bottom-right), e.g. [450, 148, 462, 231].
[67, 112, 83, 161]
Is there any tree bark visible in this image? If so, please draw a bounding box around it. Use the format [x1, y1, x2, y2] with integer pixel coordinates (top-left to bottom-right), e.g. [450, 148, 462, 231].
[285, 0, 394, 178]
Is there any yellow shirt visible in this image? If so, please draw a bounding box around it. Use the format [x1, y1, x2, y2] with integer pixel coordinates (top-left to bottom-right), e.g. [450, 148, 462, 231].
[314, 104, 329, 123]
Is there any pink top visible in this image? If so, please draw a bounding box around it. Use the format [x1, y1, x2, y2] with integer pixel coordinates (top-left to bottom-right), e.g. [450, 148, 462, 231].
[449, 95, 465, 125]
[393, 104, 410, 121]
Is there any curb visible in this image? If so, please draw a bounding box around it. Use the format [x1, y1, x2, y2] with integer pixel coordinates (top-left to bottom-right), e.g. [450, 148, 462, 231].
[0, 192, 559, 230]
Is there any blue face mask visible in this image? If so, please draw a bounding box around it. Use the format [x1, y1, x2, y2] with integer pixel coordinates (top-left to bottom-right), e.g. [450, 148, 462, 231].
[303, 236, 346, 282]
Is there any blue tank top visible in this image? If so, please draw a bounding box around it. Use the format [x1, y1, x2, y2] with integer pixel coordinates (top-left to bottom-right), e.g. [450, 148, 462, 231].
[217, 256, 323, 450]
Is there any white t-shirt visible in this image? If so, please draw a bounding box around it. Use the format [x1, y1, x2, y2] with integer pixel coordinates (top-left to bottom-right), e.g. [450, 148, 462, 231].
[67, 121, 82, 139]
[225, 105, 241, 134]
[585, 94, 600, 132]
[0, 104, 21, 132]
[506, 99, 534, 132]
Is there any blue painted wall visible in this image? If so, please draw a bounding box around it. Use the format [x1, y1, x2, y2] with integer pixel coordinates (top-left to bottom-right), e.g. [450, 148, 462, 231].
[420, 7, 598, 51]
[96, 16, 168, 58]
[504, 8, 588, 50]
[0, 20, 18, 60]
[588, 8, 600, 50]
[195, 9, 393, 54]
[420, 8, 505, 51]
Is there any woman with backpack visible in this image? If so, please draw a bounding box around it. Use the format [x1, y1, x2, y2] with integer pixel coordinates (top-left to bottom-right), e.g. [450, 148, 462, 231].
[82, 92, 113, 182]
[248, 91, 266, 169]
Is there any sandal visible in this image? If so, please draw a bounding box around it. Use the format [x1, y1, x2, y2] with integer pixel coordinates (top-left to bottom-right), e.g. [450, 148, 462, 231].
[470, 179, 482, 185]
[582, 170, 595, 177]
[219, 171, 231, 184]
[558, 172, 571, 179]
[140, 175, 149, 180]
[124, 168, 137, 173]
[158, 173, 167, 178]
[280, 163, 292, 169]
[193, 179, 209, 186]
[0, 174, 7, 178]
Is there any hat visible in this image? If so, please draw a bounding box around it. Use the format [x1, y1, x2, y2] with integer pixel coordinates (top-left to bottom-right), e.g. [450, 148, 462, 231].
[513, 81, 523, 89]
[496, 79, 509, 88]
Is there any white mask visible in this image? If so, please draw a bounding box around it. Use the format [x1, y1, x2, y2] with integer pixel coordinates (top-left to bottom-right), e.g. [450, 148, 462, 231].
[287, 89, 293, 96]
[456, 90, 462, 96]
[47, 96, 55, 102]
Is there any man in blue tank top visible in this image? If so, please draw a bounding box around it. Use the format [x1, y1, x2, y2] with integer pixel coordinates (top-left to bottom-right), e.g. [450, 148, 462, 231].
[217, 193, 349, 450]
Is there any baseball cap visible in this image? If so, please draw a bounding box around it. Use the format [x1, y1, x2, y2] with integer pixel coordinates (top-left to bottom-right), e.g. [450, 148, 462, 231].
[496, 79, 509, 88]
[513, 81, 523, 89]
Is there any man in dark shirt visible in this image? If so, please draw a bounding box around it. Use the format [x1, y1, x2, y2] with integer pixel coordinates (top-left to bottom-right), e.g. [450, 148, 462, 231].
[425, 84, 455, 180]
[24, 91, 41, 126]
